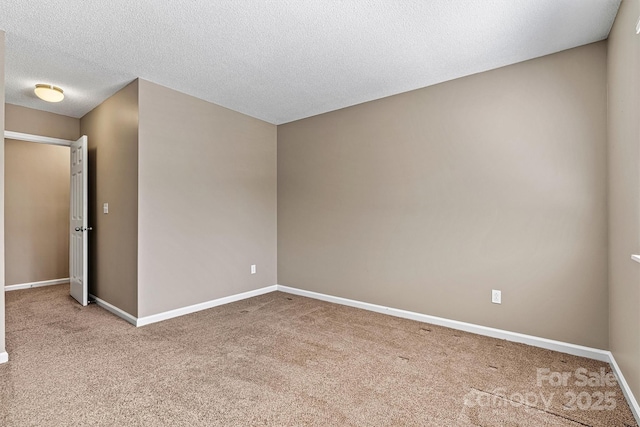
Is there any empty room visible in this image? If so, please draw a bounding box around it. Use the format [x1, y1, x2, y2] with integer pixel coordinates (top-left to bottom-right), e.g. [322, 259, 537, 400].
[1, 0, 640, 425]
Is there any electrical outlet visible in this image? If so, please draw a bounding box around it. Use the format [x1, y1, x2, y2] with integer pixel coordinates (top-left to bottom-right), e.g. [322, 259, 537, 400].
[251, 264, 256, 275]
[492, 290, 501, 304]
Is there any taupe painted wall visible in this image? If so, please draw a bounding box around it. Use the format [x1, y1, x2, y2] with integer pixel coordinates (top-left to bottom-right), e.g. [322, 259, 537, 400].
[5, 104, 79, 140]
[4, 141, 70, 285]
[608, 0, 640, 400]
[137, 79, 277, 317]
[278, 42, 608, 349]
[1, 30, 6, 356]
[80, 80, 139, 317]
[4, 104, 79, 286]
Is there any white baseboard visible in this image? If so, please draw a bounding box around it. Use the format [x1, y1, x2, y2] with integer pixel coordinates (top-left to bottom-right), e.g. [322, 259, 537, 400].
[275, 285, 610, 361]
[30, 281, 640, 422]
[91, 285, 279, 327]
[136, 285, 278, 327]
[5, 278, 69, 292]
[274, 284, 639, 423]
[89, 294, 137, 326]
[0, 351, 8, 364]
[608, 352, 640, 425]
[84, 282, 640, 422]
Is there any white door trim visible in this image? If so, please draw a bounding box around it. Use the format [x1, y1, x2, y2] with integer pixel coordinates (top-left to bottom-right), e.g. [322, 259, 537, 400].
[4, 130, 74, 147]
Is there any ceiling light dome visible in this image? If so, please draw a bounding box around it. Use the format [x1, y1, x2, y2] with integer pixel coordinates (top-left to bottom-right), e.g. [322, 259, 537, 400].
[34, 84, 64, 102]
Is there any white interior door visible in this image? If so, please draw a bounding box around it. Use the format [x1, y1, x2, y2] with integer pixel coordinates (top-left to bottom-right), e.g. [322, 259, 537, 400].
[70, 136, 89, 306]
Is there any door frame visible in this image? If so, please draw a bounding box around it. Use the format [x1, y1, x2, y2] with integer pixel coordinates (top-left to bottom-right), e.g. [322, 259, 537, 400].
[3, 130, 79, 301]
[4, 130, 73, 147]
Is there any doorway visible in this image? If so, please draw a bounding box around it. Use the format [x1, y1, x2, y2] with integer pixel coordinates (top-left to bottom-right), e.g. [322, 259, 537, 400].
[4, 130, 89, 306]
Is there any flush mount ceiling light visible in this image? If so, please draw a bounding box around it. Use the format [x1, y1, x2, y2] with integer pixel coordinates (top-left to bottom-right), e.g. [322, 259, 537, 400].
[34, 84, 64, 102]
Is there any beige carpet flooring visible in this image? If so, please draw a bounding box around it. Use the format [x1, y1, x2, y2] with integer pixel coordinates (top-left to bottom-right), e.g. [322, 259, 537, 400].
[0, 284, 637, 426]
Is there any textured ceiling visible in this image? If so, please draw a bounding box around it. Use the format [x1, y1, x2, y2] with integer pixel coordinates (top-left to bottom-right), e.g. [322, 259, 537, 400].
[0, 0, 622, 124]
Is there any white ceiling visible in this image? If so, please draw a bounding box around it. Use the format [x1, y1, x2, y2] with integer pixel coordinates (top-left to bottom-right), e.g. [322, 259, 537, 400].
[0, 0, 622, 125]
